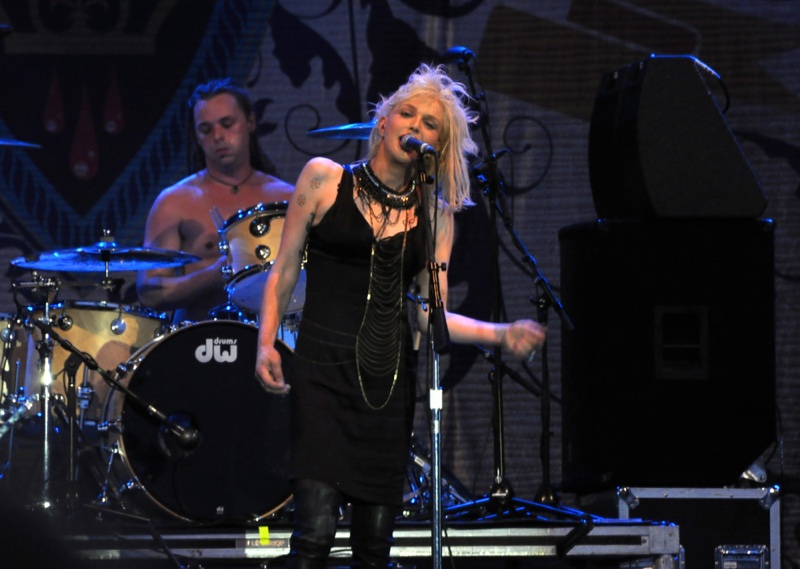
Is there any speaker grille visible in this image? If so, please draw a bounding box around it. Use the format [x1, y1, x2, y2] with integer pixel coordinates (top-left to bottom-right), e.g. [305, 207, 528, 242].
[559, 219, 776, 492]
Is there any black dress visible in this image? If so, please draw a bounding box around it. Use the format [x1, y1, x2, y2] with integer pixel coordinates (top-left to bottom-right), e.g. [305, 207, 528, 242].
[289, 165, 426, 506]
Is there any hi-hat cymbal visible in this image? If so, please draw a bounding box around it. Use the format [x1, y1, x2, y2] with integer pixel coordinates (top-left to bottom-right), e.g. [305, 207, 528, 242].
[0, 137, 41, 149]
[11, 239, 201, 272]
[306, 122, 374, 140]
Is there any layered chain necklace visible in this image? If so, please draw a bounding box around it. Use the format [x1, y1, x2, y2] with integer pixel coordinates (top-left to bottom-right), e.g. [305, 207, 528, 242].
[355, 220, 409, 410]
[205, 168, 255, 194]
[352, 160, 416, 410]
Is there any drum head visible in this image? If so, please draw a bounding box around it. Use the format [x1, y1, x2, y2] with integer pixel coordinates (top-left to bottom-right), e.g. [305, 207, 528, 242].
[115, 321, 291, 522]
[227, 266, 306, 315]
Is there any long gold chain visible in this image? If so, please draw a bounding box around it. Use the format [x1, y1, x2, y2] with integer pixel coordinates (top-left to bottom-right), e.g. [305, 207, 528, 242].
[355, 216, 408, 410]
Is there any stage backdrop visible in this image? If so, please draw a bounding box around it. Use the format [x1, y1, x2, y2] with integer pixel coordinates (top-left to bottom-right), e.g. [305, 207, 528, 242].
[1, 0, 799, 562]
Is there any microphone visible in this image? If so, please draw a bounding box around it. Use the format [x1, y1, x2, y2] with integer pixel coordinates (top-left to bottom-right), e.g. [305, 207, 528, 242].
[400, 135, 436, 156]
[159, 413, 201, 456]
[442, 46, 475, 63]
[175, 425, 200, 450]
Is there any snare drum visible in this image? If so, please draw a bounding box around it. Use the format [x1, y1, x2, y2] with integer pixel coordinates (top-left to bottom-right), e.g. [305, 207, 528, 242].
[102, 320, 293, 522]
[219, 202, 306, 315]
[24, 301, 168, 420]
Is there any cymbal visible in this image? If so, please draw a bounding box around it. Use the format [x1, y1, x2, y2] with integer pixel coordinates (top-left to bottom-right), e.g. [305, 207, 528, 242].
[306, 121, 374, 140]
[11, 240, 201, 272]
[0, 137, 41, 149]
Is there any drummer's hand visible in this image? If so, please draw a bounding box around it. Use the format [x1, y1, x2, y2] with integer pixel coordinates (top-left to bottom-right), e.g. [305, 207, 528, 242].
[502, 319, 547, 361]
[209, 255, 229, 282]
[256, 344, 291, 396]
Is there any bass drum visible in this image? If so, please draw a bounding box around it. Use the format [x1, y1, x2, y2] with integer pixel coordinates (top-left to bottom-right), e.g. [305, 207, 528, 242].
[103, 321, 292, 522]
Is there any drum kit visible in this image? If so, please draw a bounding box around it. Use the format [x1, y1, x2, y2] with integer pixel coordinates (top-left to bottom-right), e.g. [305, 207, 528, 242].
[0, 121, 470, 524]
[0, 224, 300, 522]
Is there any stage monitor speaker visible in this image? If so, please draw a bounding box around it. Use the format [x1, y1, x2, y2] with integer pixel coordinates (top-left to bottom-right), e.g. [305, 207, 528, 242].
[589, 55, 767, 219]
[559, 219, 776, 493]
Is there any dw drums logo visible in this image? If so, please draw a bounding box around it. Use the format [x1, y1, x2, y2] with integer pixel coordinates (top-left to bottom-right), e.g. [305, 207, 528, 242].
[195, 338, 238, 363]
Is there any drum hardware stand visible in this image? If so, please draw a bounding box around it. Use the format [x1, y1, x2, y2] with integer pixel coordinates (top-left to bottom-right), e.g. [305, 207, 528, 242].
[10, 274, 61, 512]
[0, 317, 24, 476]
[444, 47, 586, 526]
[28, 319, 201, 497]
[415, 151, 448, 569]
[29, 319, 199, 537]
[0, 398, 33, 468]
[77, 366, 94, 431]
[93, 439, 141, 511]
[0, 305, 33, 480]
[402, 435, 473, 521]
[0, 317, 19, 403]
[62, 353, 96, 490]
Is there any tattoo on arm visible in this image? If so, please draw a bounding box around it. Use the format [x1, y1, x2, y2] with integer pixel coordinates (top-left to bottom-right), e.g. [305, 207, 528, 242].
[297, 175, 322, 207]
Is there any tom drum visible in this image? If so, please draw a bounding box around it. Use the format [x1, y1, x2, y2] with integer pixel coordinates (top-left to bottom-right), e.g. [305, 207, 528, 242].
[219, 202, 306, 315]
[24, 301, 167, 420]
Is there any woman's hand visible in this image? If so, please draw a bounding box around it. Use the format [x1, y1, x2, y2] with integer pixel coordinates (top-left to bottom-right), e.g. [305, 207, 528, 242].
[502, 319, 547, 361]
[255, 343, 291, 395]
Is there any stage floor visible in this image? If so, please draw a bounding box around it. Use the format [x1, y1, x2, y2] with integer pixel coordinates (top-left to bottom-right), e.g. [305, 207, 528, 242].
[0, 421, 679, 568]
[60, 514, 679, 569]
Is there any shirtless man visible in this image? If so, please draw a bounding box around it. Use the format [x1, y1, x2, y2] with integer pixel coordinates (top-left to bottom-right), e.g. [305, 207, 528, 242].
[137, 79, 294, 323]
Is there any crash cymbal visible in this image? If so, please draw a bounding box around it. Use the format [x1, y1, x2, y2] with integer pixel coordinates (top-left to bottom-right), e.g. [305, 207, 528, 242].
[11, 239, 201, 272]
[306, 121, 374, 140]
[0, 137, 41, 149]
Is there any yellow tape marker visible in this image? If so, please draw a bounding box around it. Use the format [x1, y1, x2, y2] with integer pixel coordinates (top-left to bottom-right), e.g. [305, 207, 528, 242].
[259, 526, 270, 545]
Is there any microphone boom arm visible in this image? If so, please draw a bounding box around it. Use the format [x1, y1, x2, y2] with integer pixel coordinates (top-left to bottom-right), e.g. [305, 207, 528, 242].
[29, 318, 198, 448]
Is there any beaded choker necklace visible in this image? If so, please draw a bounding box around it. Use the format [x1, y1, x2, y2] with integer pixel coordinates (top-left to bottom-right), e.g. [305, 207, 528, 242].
[353, 161, 418, 210]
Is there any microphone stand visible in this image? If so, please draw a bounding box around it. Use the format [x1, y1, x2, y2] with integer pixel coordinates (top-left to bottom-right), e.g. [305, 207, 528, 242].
[448, 47, 519, 514]
[416, 152, 448, 569]
[444, 48, 579, 520]
[493, 188, 575, 505]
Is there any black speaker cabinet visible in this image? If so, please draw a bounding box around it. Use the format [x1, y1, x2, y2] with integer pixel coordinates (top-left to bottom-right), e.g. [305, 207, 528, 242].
[589, 55, 767, 219]
[559, 219, 776, 492]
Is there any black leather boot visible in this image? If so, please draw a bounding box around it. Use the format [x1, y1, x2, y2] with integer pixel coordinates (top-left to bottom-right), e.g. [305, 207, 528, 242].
[287, 479, 344, 568]
[349, 501, 399, 568]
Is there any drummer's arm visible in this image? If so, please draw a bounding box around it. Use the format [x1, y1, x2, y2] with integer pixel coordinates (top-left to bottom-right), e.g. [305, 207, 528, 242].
[136, 193, 225, 310]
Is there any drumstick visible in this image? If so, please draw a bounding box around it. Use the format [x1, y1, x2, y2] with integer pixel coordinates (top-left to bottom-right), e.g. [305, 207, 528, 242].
[210, 207, 225, 231]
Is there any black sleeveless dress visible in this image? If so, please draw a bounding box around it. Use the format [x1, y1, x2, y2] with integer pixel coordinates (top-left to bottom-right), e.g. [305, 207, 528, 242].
[289, 165, 426, 506]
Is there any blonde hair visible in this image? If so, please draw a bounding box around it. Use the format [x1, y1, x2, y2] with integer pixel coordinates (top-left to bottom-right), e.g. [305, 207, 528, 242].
[368, 64, 479, 211]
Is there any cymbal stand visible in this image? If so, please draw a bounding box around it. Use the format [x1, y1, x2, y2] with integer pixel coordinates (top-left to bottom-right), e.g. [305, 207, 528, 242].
[444, 47, 578, 520]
